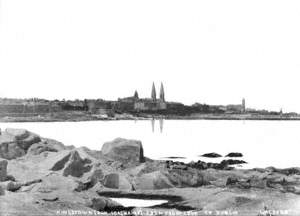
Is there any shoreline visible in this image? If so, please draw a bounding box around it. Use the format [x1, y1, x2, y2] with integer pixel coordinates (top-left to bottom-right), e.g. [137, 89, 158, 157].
[1, 113, 300, 122]
[1, 128, 300, 215]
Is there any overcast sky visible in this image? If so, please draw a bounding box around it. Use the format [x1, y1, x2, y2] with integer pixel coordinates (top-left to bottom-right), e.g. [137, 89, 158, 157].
[0, 0, 300, 112]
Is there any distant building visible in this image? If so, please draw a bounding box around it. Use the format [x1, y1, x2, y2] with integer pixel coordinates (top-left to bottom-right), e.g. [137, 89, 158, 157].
[159, 82, 165, 102]
[242, 98, 246, 113]
[134, 90, 139, 100]
[116, 82, 167, 112]
[133, 82, 167, 111]
[151, 82, 156, 101]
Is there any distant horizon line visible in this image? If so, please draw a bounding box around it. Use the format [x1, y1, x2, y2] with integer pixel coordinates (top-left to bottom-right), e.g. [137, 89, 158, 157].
[0, 96, 292, 114]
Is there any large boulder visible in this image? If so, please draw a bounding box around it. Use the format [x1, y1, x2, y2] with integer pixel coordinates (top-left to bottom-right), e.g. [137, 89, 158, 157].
[103, 173, 132, 190]
[50, 150, 92, 178]
[0, 133, 25, 159]
[0, 159, 8, 181]
[5, 128, 41, 150]
[63, 151, 92, 177]
[0, 128, 41, 159]
[101, 138, 145, 166]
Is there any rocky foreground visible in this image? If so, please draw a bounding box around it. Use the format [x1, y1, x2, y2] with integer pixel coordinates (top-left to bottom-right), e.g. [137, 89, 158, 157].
[0, 128, 300, 216]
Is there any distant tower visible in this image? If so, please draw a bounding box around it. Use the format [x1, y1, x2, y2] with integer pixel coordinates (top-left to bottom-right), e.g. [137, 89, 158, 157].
[151, 82, 156, 101]
[242, 98, 246, 113]
[159, 82, 165, 102]
[134, 90, 139, 99]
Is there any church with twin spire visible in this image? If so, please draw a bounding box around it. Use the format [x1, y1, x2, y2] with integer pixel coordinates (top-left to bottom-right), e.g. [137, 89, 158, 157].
[131, 82, 167, 111]
[116, 82, 167, 111]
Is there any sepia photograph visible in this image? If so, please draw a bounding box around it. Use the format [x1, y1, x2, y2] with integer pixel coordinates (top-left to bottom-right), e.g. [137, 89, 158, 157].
[0, 0, 300, 215]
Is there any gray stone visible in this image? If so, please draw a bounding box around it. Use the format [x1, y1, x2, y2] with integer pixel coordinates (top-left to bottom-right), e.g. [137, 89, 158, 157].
[5, 128, 29, 140]
[0, 142, 25, 160]
[17, 133, 41, 150]
[103, 173, 132, 190]
[63, 151, 92, 178]
[0, 129, 41, 159]
[101, 138, 145, 165]
[0, 159, 7, 181]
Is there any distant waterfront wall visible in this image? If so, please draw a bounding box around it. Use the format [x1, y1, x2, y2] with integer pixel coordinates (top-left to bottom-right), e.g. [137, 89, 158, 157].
[0, 104, 62, 114]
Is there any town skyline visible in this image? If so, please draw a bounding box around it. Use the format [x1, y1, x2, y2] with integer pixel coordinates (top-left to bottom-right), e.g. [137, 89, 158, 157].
[0, 81, 286, 114]
[1, 1, 300, 112]
[0, 81, 286, 115]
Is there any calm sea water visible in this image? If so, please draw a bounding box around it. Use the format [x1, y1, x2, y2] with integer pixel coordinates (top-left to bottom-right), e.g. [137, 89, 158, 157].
[0, 120, 299, 168]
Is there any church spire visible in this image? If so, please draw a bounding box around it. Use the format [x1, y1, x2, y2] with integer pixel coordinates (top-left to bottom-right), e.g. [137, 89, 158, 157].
[159, 82, 165, 102]
[134, 90, 139, 99]
[151, 82, 156, 101]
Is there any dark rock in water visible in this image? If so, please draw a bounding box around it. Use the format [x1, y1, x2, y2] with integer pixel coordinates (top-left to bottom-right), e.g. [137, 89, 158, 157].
[101, 138, 145, 166]
[221, 159, 247, 166]
[226, 152, 243, 157]
[164, 156, 186, 159]
[201, 152, 222, 158]
[0, 159, 8, 181]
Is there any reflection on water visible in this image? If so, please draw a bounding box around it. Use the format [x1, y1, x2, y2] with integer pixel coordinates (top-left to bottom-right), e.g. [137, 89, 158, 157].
[150, 119, 164, 133]
[151, 119, 155, 132]
[159, 119, 164, 133]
